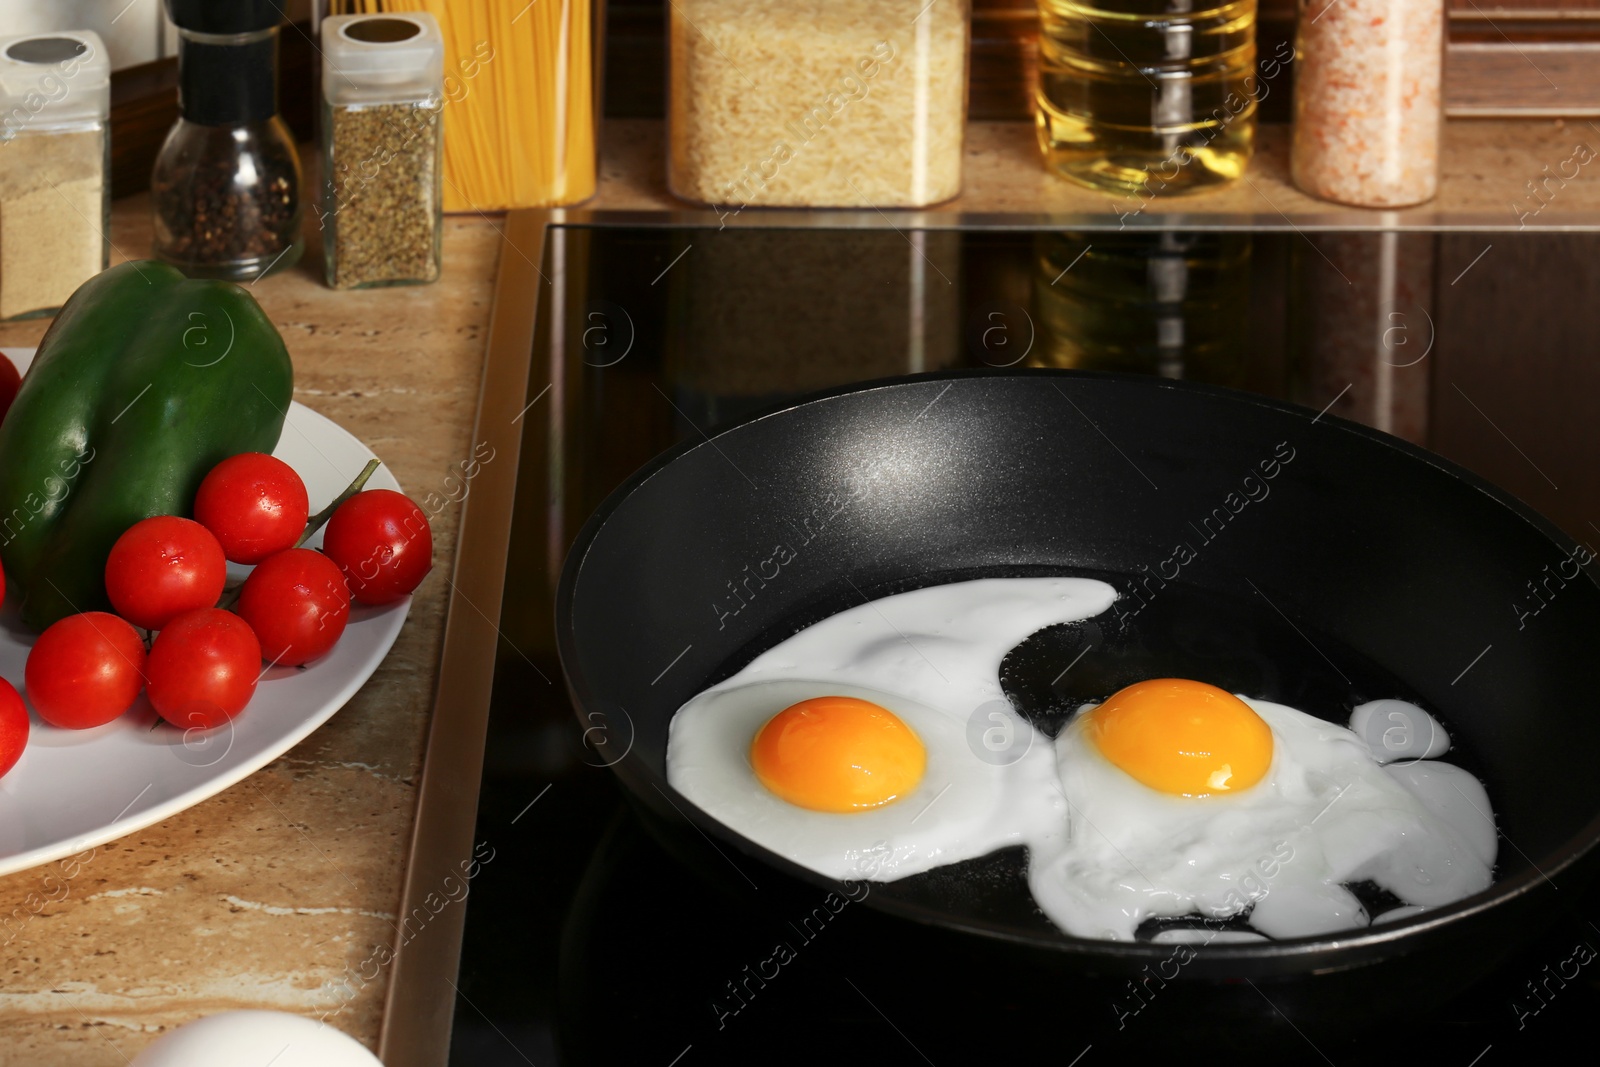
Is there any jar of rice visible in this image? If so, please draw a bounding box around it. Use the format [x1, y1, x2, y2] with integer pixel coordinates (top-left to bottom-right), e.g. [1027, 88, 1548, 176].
[668, 0, 970, 211]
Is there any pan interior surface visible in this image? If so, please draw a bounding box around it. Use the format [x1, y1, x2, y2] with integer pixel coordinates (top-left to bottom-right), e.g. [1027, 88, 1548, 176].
[559, 373, 1600, 966]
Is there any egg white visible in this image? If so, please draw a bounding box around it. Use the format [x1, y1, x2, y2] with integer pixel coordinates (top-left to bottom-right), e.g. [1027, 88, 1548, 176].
[664, 576, 1498, 944]
[1029, 697, 1497, 941]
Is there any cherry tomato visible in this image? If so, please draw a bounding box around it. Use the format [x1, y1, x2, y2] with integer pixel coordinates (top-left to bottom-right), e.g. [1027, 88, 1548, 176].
[194, 452, 310, 564]
[146, 609, 261, 730]
[0, 352, 20, 426]
[322, 489, 432, 606]
[105, 516, 228, 631]
[236, 548, 351, 666]
[0, 678, 28, 778]
[24, 612, 147, 729]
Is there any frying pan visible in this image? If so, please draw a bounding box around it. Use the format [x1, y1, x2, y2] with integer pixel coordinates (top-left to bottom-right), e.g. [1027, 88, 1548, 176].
[554, 370, 1600, 1021]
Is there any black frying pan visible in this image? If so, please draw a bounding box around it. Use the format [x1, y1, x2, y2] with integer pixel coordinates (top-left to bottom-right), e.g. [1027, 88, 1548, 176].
[554, 370, 1600, 1020]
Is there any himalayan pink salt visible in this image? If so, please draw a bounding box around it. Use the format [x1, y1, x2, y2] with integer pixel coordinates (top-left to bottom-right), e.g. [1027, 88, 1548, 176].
[1290, 0, 1445, 208]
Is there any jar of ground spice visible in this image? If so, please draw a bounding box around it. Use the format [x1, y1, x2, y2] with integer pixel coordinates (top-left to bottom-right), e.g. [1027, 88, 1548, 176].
[319, 14, 444, 290]
[0, 31, 109, 320]
[152, 0, 303, 280]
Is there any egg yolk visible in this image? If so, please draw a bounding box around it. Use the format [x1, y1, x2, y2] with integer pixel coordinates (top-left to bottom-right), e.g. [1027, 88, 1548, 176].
[1083, 679, 1273, 798]
[750, 696, 927, 813]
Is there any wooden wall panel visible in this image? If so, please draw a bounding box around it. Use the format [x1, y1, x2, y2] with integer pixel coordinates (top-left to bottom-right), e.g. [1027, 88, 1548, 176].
[604, 0, 1600, 120]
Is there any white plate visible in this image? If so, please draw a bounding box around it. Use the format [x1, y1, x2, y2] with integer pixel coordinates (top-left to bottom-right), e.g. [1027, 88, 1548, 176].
[0, 348, 410, 877]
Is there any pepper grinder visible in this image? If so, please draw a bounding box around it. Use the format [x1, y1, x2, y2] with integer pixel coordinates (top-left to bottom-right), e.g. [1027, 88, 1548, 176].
[152, 0, 302, 280]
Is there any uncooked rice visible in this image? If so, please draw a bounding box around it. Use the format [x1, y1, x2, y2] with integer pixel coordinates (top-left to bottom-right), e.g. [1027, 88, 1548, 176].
[668, 0, 968, 209]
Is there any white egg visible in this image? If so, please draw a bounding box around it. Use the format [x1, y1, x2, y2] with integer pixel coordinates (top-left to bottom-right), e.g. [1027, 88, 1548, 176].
[666, 578, 1117, 881]
[131, 1011, 380, 1067]
[1028, 697, 1497, 942]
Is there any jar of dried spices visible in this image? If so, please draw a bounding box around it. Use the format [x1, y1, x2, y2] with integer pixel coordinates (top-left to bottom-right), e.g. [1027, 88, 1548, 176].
[1290, 0, 1445, 208]
[0, 31, 109, 320]
[668, 0, 970, 211]
[319, 14, 444, 290]
[152, 0, 303, 280]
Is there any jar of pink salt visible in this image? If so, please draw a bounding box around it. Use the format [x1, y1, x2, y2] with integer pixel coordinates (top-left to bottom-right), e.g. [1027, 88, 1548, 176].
[1290, 0, 1445, 208]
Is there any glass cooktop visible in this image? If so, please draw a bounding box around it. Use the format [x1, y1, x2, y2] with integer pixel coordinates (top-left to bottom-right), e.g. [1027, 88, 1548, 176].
[446, 223, 1600, 1066]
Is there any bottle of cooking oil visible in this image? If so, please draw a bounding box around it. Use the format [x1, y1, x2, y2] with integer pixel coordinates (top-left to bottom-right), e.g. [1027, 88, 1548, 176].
[1030, 231, 1253, 386]
[1035, 0, 1257, 196]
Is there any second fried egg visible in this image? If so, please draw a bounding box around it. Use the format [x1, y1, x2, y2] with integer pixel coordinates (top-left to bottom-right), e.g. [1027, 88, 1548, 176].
[1029, 681, 1496, 941]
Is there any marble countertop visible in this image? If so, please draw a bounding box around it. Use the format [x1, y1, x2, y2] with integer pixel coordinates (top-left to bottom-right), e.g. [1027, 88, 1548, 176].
[0, 195, 501, 1064]
[600, 117, 1600, 226]
[0, 114, 1592, 1065]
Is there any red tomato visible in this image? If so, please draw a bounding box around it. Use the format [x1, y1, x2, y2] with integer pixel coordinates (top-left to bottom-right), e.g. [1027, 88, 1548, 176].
[236, 548, 351, 666]
[0, 678, 28, 778]
[24, 612, 147, 729]
[105, 516, 228, 631]
[146, 609, 261, 729]
[0, 352, 20, 426]
[322, 489, 432, 606]
[194, 452, 310, 564]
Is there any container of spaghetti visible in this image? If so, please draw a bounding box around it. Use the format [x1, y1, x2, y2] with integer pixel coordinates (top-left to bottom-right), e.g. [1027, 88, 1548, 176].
[667, 0, 970, 210]
[320, 13, 443, 289]
[1290, 0, 1444, 208]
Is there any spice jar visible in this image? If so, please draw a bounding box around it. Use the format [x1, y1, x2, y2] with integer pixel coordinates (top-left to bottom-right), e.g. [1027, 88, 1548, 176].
[0, 31, 109, 320]
[332, 0, 601, 211]
[152, 0, 303, 280]
[320, 14, 444, 289]
[1290, 0, 1445, 208]
[668, 0, 970, 210]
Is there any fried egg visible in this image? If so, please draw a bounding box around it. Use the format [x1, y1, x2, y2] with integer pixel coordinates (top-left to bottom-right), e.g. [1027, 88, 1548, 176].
[666, 578, 1498, 944]
[665, 578, 1118, 881]
[1029, 681, 1497, 941]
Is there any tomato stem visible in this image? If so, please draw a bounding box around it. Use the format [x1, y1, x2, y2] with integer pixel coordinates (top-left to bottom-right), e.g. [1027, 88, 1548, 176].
[211, 460, 381, 614]
[215, 579, 245, 613]
[298, 458, 382, 549]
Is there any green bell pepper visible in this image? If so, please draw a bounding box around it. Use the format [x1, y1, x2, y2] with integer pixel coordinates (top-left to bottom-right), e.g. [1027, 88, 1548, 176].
[0, 260, 293, 630]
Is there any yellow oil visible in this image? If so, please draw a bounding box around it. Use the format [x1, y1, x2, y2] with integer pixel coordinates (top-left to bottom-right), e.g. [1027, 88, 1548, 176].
[1035, 0, 1257, 197]
[1030, 232, 1252, 385]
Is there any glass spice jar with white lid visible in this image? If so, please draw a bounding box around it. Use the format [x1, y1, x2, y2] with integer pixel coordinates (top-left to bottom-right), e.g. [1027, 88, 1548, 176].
[319, 13, 445, 290]
[0, 31, 110, 320]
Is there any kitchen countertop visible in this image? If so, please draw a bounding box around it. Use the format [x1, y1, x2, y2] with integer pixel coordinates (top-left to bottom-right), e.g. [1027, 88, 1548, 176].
[0, 198, 501, 1064]
[600, 117, 1600, 224]
[0, 114, 1592, 1066]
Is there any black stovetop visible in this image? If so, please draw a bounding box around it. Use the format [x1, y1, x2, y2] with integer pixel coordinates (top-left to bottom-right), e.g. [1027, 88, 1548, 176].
[446, 224, 1600, 1066]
